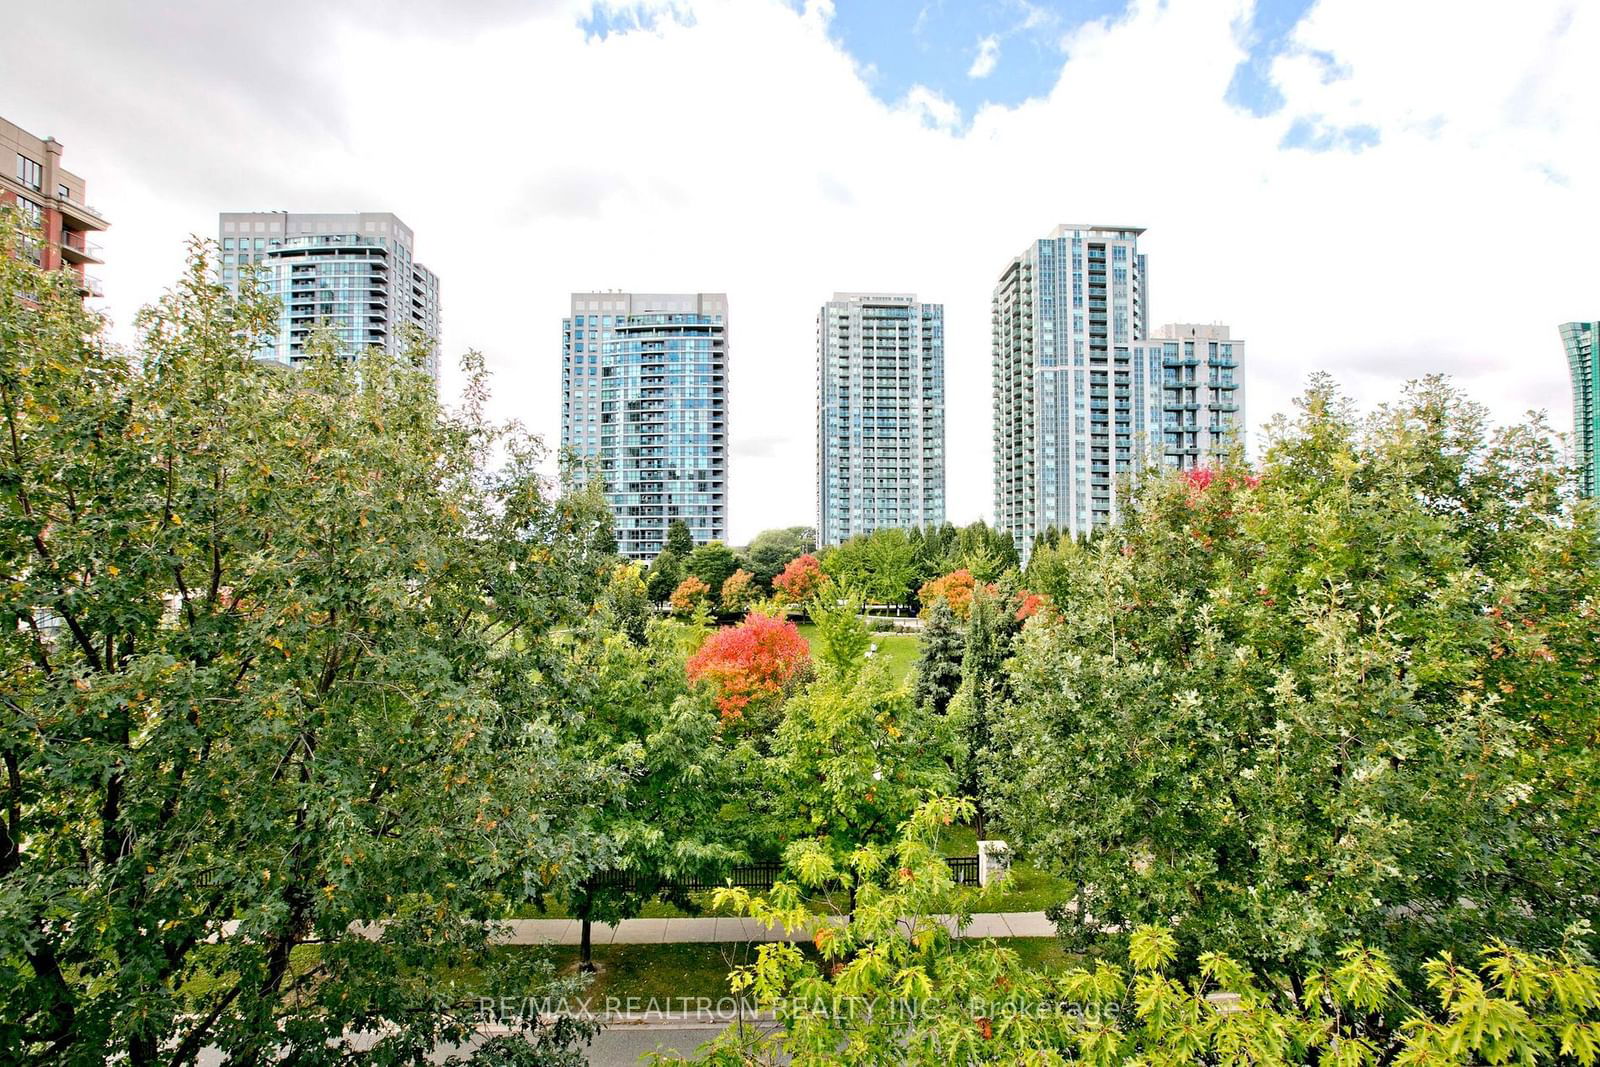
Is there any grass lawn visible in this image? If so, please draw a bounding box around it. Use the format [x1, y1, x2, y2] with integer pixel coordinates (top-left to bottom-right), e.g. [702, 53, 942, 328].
[547, 941, 772, 1004]
[463, 935, 1077, 1006]
[794, 623, 920, 686]
[977, 860, 1073, 913]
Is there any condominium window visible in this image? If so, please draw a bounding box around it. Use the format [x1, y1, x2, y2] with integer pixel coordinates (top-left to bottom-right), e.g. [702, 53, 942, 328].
[57, 183, 70, 200]
[15, 196, 43, 226]
[16, 154, 42, 191]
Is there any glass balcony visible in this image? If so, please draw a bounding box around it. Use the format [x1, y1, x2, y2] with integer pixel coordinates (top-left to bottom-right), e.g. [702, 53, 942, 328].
[58, 230, 104, 264]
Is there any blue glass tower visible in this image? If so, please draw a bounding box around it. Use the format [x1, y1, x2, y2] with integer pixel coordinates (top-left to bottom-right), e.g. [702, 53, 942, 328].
[218, 211, 440, 378]
[562, 293, 729, 559]
[1561, 321, 1599, 498]
[817, 293, 945, 547]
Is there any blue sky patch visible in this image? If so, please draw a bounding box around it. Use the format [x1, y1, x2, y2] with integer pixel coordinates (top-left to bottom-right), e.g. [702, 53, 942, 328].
[1280, 116, 1380, 152]
[579, 2, 695, 40]
[1224, 0, 1322, 116]
[578, 1, 1365, 145]
[821, 1, 1129, 118]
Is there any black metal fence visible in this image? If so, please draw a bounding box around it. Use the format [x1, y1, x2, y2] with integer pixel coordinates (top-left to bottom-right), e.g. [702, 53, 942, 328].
[945, 855, 981, 886]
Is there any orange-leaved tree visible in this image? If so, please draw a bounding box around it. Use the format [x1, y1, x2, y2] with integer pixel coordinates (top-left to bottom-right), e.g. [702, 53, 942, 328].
[773, 553, 823, 603]
[721, 568, 755, 613]
[686, 612, 810, 723]
[669, 575, 710, 616]
[917, 568, 980, 619]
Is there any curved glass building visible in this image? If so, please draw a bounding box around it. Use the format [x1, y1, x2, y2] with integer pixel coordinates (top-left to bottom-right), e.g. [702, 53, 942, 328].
[562, 292, 729, 559]
[218, 211, 440, 379]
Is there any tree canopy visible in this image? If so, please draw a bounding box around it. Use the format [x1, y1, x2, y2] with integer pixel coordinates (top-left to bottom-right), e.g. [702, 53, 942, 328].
[744, 526, 814, 591]
[0, 225, 613, 1063]
[988, 376, 1600, 986]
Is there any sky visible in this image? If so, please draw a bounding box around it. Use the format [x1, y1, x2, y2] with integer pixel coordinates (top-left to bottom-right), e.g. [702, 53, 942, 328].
[3, 0, 1596, 544]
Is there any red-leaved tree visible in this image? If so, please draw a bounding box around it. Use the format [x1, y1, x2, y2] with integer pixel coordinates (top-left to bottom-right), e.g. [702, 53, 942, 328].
[773, 553, 823, 603]
[1014, 590, 1048, 622]
[686, 612, 810, 723]
[1182, 466, 1261, 503]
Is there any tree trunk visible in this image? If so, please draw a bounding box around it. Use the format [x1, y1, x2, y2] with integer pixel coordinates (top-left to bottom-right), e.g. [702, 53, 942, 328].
[578, 880, 596, 973]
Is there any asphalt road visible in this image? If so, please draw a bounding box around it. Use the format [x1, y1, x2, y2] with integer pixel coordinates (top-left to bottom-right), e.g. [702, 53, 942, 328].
[196, 1016, 774, 1065]
[584, 1021, 734, 1065]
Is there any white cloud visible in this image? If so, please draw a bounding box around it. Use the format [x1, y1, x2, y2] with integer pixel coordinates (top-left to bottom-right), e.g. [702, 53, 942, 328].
[3, 0, 1596, 543]
[969, 34, 1002, 79]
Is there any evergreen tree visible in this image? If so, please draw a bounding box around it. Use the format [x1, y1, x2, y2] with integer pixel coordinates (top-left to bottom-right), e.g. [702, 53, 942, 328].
[666, 517, 696, 556]
[913, 600, 965, 716]
[955, 586, 1019, 837]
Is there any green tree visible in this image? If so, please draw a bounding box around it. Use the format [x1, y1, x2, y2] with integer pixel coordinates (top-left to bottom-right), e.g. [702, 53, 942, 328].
[804, 578, 871, 674]
[1022, 534, 1078, 603]
[956, 520, 1019, 581]
[920, 521, 960, 574]
[685, 540, 742, 608]
[0, 227, 609, 1062]
[555, 621, 746, 970]
[864, 528, 922, 609]
[823, 529, 922, 609]
[599, 560, 650, 646]
[645, 547, 685, 604]
[745, 526, 815, 591]
[666, 518, 696, 557]
[765, 658, 956, 916]
[953, 585, 1019, 838]
[988, 375, 1600, 989]
[912, 600, 965, 716]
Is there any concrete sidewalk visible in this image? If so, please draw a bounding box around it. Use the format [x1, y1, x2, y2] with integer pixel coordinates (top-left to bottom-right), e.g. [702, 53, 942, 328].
[493, 911, 1055, 946]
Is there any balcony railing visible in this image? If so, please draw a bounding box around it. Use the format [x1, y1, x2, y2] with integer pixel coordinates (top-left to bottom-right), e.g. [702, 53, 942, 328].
[59, 230, 104, 262]
[54, 190, 109, 228]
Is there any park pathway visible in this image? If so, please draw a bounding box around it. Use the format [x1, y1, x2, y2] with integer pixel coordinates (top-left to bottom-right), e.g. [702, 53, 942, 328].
[491, 911, 1055, 946]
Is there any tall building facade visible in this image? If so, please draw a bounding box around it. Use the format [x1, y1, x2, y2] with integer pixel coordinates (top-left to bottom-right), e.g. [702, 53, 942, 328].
[817, 293, 945, 546]
[561, 292, 729, 560]
[1, 116, 108, 297]
[1561, 321, 1599, 498]
[1153, 323, 1246, 469]
[217, 211, 440, 377]
[992, 225, 1159, 559]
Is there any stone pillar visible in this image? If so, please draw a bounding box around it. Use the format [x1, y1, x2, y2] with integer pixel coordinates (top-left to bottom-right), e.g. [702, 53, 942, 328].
[977, 840, 1012, 887]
